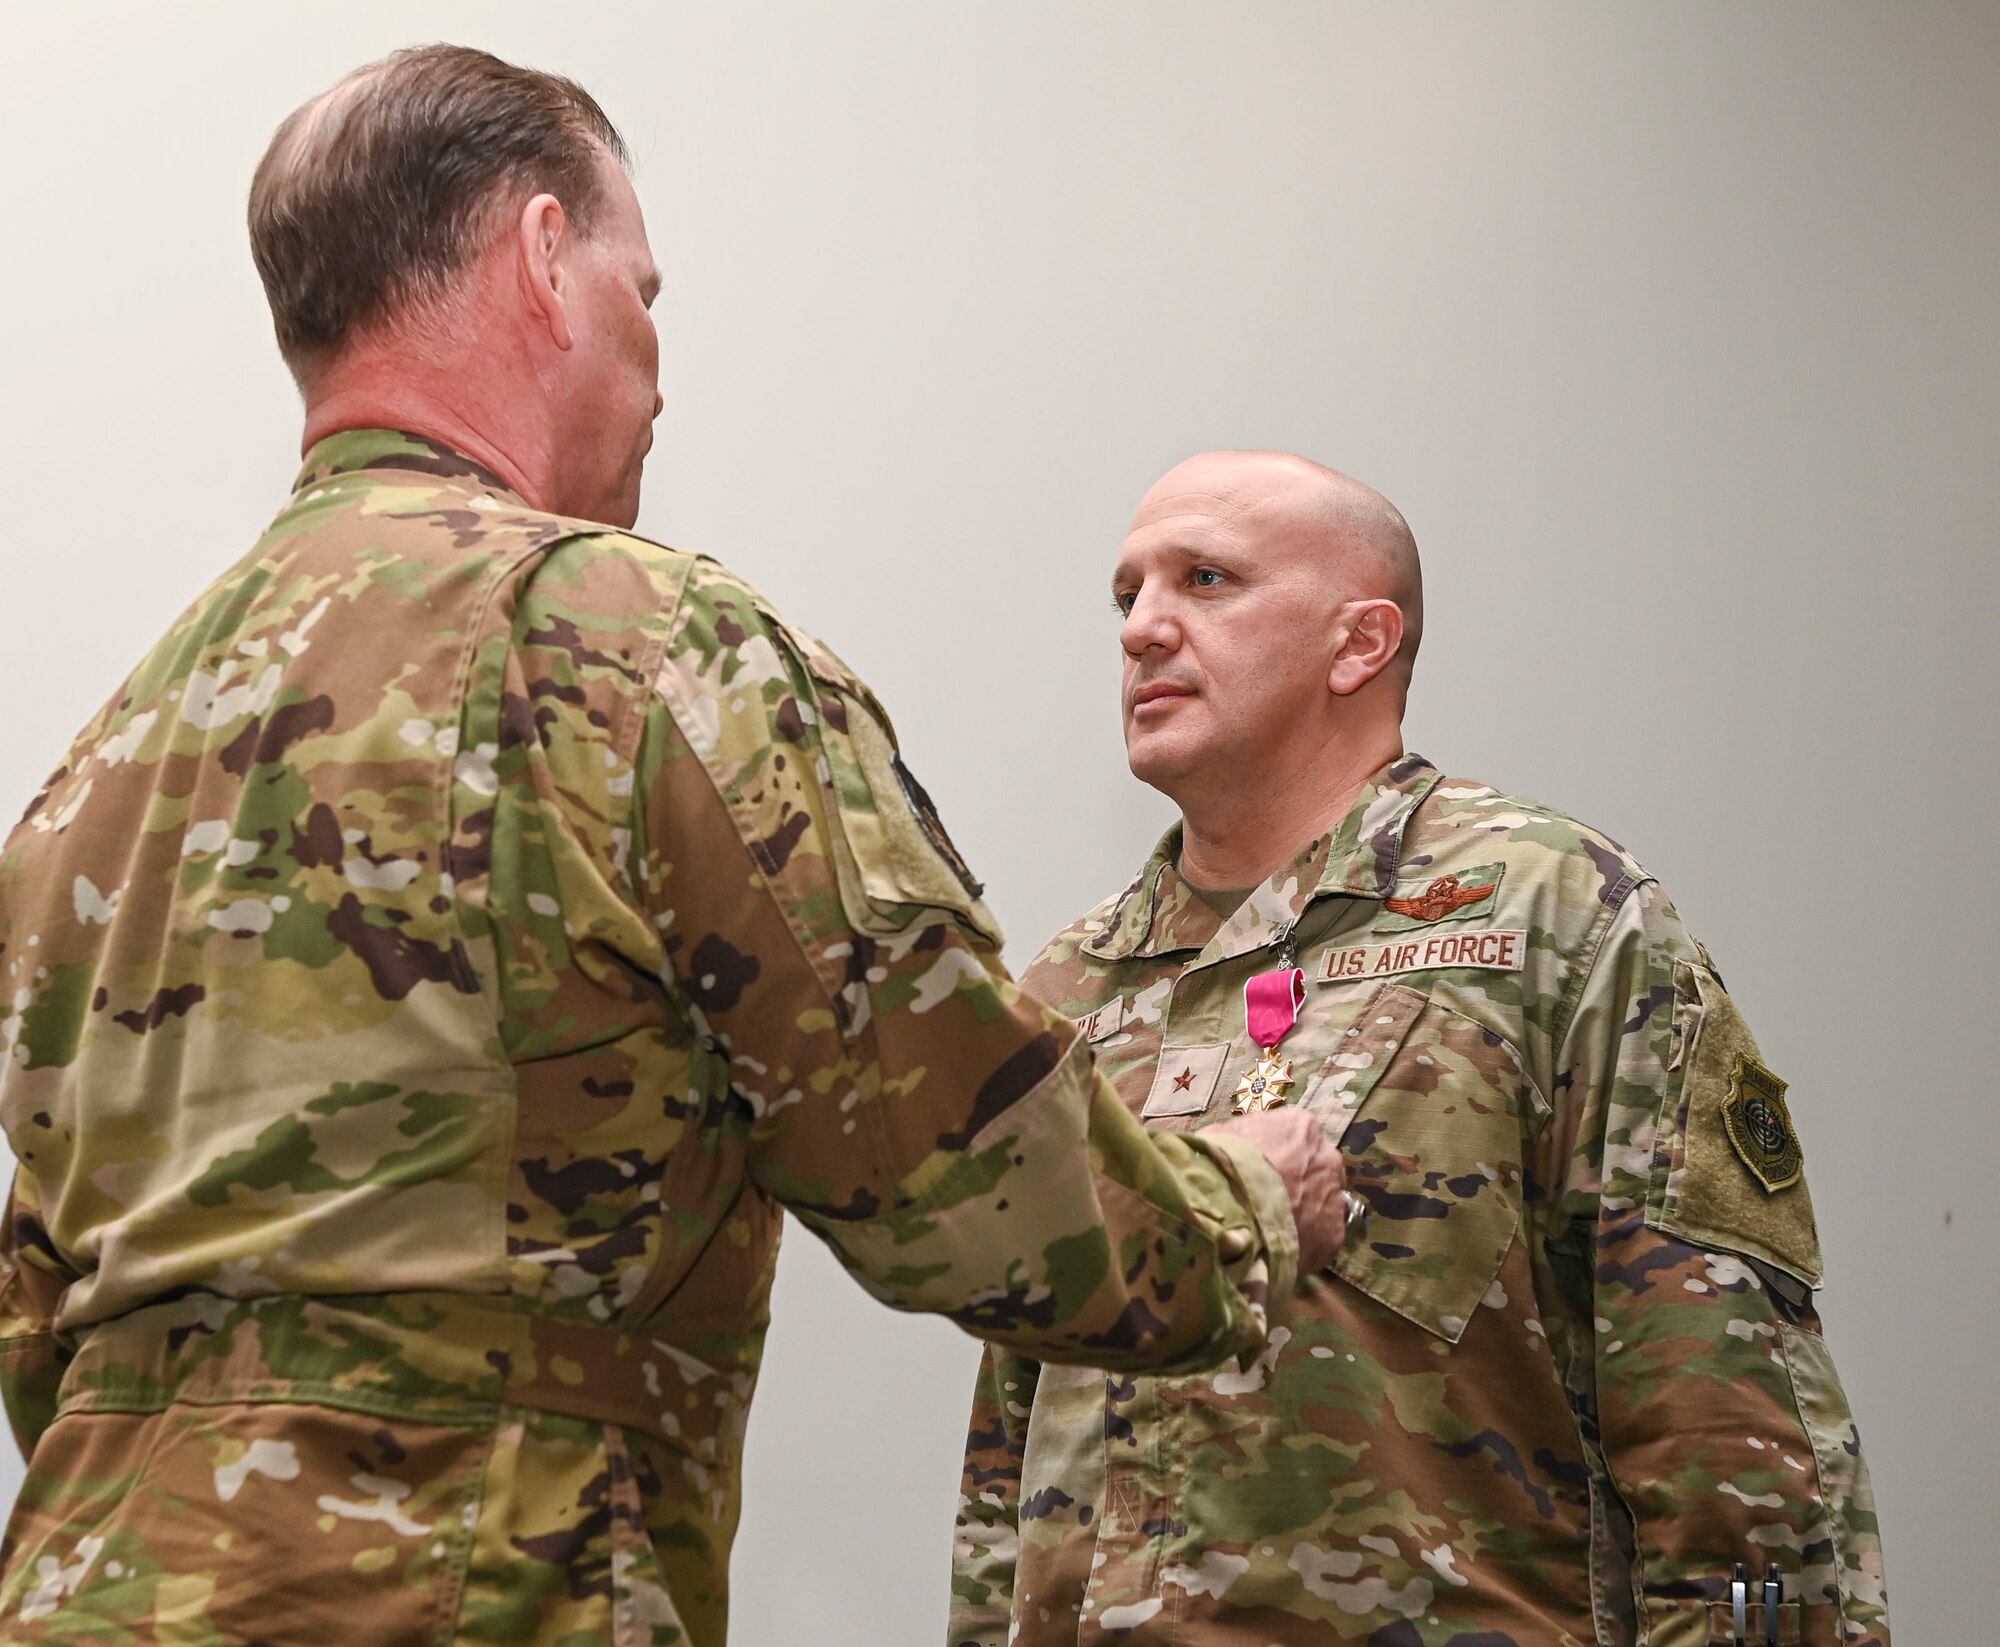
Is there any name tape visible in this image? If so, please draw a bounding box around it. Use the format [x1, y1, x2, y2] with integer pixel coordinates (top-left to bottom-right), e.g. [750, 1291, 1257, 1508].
[1074, 997, 1128, 1042]
[1321, 927, 1527, 984]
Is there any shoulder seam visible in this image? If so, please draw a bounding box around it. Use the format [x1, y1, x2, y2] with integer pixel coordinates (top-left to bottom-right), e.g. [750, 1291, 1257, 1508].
[1550, 870, 1654, 1070]
[611, 553, 699, 888]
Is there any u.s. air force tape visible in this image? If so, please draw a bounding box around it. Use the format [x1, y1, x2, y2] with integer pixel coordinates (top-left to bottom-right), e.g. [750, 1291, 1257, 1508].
[1320, 927, 1527, 984]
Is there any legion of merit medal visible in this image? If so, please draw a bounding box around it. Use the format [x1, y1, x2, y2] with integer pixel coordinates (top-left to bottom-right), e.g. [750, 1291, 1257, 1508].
[1232, 963, 1307, 1114]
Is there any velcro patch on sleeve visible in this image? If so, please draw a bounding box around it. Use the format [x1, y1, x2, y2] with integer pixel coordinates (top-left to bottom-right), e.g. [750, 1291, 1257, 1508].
[1320, 928, 1526, 985]
[1650, 964, 1823, 1287]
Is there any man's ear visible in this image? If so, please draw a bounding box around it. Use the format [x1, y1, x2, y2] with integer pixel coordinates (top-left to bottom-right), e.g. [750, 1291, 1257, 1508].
[1327, 600, 1406, 696]
[516, 192, 575, 352]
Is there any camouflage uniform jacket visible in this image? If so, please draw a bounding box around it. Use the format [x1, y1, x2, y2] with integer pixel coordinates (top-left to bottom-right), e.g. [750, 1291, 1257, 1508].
[0, 430, 1299, 1646]
[951, 755, 1889, 1647]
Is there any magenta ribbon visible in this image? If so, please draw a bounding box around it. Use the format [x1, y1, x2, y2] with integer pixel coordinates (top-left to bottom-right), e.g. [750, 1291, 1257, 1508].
[1245, 967, 1306, 1051]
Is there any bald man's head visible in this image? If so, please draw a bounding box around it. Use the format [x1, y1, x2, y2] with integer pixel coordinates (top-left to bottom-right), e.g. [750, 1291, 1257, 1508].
[1114, 450, 1421, 802]
[1136, 451, 1423, 673]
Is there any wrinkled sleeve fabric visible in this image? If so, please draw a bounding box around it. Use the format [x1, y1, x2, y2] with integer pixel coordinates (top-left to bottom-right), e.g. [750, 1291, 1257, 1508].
[948, 1343, 1040, 1647]
[629, 556, 1294, 1370]
[0, 1167, 78, 1459]
[1548, 879, 1889, 1647]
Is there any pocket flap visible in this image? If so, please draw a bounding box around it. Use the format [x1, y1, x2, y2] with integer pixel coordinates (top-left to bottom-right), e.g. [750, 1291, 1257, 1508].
[1312, 988, 1529, 1343]
[1299, 982, 1428, 1138]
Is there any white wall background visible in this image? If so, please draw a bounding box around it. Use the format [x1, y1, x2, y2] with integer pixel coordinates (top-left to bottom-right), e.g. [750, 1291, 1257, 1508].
[1, 3, 1993, 1640]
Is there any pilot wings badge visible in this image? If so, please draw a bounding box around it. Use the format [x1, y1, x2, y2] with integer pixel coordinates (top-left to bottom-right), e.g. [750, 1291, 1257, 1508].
[1379, 866, 1503, 929]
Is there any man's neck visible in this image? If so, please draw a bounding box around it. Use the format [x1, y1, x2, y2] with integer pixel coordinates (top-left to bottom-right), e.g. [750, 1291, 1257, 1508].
[301, 363, 554, 511]
[1175, 728, 1404, 890]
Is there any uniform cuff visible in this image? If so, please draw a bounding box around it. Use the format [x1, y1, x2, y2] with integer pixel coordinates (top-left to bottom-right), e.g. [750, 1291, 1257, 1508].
[1184, 1129, 1300, 1317]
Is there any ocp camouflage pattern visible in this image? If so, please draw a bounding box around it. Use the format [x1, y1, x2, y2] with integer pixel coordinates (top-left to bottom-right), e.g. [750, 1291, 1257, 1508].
[951, 756, 1889, 1647]
[0, 429, 1299, 1645]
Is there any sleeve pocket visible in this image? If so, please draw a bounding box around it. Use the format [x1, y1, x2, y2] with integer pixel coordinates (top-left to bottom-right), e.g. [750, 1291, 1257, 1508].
[763, 611, 1004, 950]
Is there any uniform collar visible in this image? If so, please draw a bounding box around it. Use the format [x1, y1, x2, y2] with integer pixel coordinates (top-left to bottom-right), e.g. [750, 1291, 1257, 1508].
[292, 428, 526, 504]
[1083, 752, 1442, 963]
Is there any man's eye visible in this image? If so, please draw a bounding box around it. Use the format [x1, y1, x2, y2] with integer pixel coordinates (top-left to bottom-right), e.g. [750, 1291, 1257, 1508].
[1111, 592, 1137, 615]
[1192, 568, 1224, 588]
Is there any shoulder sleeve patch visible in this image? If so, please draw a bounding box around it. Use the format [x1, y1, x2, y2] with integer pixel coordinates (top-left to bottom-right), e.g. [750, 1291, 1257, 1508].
[1720, 1055, 1803, 1192]
[1649, 962, 1822, 1286]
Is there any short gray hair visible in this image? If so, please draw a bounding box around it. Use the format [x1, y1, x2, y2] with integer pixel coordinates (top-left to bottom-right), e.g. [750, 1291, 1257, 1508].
[248, 43, 628, 381]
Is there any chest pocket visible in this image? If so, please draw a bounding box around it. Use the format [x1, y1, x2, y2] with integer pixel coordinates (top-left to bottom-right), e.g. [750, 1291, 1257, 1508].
[1300, 981, 1538, 1343]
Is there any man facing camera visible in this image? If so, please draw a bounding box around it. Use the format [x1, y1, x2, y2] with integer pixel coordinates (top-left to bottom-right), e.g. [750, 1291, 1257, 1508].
[950, 452, 1889, 1646]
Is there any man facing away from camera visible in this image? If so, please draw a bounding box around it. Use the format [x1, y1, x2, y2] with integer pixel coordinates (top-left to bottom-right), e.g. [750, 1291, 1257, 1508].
[0, 51, 1352, 1646]
[949, 451, 1889, 1647]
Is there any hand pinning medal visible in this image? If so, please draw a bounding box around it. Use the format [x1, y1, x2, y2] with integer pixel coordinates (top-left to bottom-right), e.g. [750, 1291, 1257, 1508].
[1232, 962, 1307, 1114]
